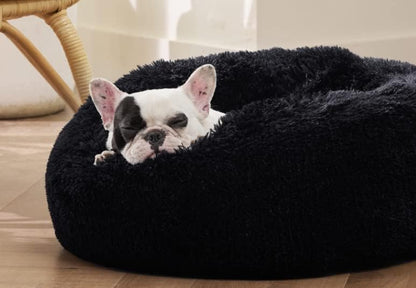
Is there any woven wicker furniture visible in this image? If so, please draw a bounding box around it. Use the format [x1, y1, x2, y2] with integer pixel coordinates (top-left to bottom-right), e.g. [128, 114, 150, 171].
[0, 0, 91, 111]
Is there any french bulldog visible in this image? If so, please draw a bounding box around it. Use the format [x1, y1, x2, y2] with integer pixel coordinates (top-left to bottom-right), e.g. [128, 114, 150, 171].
[90, 64, 224, 165]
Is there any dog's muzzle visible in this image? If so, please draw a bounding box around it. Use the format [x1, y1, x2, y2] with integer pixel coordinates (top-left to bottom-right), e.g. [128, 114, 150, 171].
[144, 129, 166, 151]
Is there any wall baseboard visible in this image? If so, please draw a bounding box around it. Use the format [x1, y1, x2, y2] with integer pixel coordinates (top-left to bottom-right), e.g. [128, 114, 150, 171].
[78, 26, 229, 81]
[79, 25, 416, 81]
[341, 36, 416, 65]
[261, 36, 416, 65]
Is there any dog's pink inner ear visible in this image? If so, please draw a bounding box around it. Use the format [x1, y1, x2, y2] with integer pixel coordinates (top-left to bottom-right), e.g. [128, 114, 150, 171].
[183, 65, 216, 118]
[190, 80, 211, 113]
[90, 79, 124, 130]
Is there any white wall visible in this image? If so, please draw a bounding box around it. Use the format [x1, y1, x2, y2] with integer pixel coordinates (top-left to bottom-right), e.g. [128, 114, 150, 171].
[76, 0, 256, 81]
[257, 0, 416, 64]
[77, 0, 416, 82]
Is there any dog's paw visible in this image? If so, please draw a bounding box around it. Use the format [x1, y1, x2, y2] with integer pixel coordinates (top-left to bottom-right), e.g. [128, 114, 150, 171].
[94, 150, 116, 166]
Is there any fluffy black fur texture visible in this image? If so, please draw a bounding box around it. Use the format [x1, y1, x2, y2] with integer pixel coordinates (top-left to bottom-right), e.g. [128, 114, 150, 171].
[46, 46, 416, 279]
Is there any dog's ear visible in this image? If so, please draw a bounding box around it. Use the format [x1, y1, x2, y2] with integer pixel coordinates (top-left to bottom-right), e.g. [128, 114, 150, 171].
[89, 78, 125, 130]
[181, 64, 216, 118]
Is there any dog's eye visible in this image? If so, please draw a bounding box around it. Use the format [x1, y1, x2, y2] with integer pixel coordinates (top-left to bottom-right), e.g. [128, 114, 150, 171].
[120, 119, 146, 132]
[167, 113, 188, 128]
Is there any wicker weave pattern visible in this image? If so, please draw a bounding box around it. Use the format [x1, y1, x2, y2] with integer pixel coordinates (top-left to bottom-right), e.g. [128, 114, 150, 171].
[43, 10, 91, 102]
[0, 0, 90, 111]
[2, 0, 79, 20]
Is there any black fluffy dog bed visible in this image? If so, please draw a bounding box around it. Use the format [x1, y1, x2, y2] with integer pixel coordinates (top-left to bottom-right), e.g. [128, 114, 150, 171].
[46, 47, 416, 279]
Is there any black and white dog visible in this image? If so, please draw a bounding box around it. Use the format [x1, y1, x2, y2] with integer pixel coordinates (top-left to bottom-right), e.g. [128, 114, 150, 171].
[90, 64, 224, 165]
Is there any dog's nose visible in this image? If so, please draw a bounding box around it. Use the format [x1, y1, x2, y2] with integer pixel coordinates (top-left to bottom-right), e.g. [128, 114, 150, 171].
[144, 129, 166, 149]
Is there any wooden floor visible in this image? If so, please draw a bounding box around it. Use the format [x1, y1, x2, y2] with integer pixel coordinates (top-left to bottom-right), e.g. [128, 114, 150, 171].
[1, 108, 416, 288]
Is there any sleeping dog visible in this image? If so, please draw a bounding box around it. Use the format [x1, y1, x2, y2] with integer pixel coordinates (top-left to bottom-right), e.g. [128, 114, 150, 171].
[90, 64, 225, 165]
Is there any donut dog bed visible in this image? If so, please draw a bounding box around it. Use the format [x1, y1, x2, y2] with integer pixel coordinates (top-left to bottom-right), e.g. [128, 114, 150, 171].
[46, 47, 416, 279]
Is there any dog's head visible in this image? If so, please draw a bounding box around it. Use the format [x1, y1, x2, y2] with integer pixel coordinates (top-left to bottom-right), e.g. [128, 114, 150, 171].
[90, 64, 221, 164]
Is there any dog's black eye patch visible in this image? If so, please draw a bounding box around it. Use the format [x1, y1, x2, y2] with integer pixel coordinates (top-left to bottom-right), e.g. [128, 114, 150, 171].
[167, 113, 188, 128]
[112, 96, 146, 151]
[121, 126, 140, 131]
[120, 115, 146, 132]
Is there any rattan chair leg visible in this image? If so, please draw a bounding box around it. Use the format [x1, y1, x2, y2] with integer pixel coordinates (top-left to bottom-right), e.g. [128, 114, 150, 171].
[42, 10, 92, 102]
[0, 20, 82, 111]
